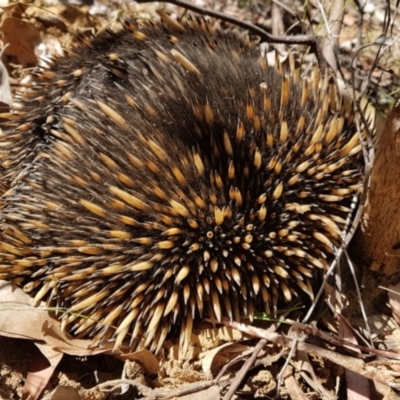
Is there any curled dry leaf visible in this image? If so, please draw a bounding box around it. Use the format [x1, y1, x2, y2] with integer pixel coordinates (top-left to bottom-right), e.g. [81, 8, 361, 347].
[0, 17, 41, 65]
[201, 342, 250, 377]
[116, 349, 160, 375]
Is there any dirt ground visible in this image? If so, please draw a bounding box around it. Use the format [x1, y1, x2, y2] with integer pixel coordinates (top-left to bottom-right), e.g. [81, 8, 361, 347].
[0, 0, 400, 399]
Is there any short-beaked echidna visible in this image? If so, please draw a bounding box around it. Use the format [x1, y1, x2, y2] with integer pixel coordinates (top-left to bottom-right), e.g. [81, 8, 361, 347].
[0, 13, 366, 353]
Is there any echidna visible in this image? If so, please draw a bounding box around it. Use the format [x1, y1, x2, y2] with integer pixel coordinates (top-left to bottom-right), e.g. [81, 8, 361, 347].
[0, 12, 366, 353]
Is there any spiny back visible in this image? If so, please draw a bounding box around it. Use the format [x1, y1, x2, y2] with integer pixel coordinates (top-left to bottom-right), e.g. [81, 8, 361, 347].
[0, 14, 365, 353]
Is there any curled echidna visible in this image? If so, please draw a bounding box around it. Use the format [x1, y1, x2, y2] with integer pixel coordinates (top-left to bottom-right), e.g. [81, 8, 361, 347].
[0, 13, 366, 353]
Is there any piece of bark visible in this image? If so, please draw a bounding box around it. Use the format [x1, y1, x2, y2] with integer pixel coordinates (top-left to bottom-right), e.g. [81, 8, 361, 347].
[358, 101, 400, 275]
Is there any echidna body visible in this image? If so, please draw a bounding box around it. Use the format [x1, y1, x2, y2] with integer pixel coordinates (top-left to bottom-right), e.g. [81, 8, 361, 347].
[0, 14, 365, 352]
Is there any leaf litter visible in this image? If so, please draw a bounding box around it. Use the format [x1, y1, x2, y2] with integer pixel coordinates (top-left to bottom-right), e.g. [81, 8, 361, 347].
[0, 0, 400, 399]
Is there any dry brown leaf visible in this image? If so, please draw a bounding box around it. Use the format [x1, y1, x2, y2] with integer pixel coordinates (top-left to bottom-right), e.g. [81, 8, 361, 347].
[42, 322, 159, 374]
[0, 281, 160, 376]
[116, 349, 160, 375]
[0, 281, 57, 341]
[21, 345, 63, 400]
[0, 17, 41, 65]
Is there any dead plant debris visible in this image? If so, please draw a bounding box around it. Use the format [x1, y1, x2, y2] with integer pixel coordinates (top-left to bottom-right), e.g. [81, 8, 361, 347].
[0, 0, 399, 399]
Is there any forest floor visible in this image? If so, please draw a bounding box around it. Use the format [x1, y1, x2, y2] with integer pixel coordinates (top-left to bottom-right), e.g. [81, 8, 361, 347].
[0, 0, 400, 399]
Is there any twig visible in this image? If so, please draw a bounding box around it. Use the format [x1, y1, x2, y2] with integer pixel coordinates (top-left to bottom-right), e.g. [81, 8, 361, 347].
[351, 0, 391, 97]
[283, 366, 308, 400]
[276, 332, 300, 397]
[94, 379, 215, 399]
[225, 320, 400, 390]
[271, 2, 285, 54]
[214, 347, 266, 383]
[134, 0, 324, 64]
[222, 338, 267, 400]
[318, 0, 345, 72]
[271, 0, 297, 17]
[345, 250, 373, 346]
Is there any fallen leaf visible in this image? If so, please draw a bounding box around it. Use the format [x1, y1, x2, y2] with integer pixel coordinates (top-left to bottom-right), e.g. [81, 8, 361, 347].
[22, 345, 63, 400]
[0, 281, 160, 375]
[0, 18, 41, 65]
